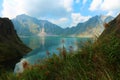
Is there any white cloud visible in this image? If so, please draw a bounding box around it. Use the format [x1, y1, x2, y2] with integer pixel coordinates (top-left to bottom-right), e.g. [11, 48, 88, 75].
[107, 11, 114, 16]
[89, 0, 120, 16]
[1, 0, 75, 28]
[49, 17, 69, 27]
[1, 0, 73, 18]
[59, 18, 68, 22]
[51, 18, 68, 24]
[2, 0, 27, 18]
[71, 13, 91, 26]
[83, 0, 87, 4]
[63, 0, 73, 12]
[100, 0, 120, 11]
[89, 0, 103, 11]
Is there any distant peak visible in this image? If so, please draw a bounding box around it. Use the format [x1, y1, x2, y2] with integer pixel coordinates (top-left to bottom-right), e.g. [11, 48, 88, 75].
[16, 14, 30, 18]
[15, 14, 37, 21]
[100, 15, 108, 21]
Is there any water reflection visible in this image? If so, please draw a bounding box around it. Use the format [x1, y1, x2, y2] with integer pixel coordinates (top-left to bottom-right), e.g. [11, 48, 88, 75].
[14, 36, 90, 73]
[29, 36, 40, 49]
[40, 37, 45, 47]
[20, 36, 89, 64]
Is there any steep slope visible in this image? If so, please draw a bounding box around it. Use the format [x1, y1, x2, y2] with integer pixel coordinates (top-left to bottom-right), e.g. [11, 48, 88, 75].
[63, 15, 114, 37]
[12, 14, 63, 36]
[0, 18, 31, 69]
[12, 14, 113, 37]
[100, 14, 120, 38]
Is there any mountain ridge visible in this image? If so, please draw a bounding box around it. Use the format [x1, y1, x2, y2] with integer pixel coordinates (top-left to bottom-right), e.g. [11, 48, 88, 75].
[12, 14, 63, 36]
[63, 15, 114, 37]
[100, 13, 120, 38]
[12, 14, 114, 37]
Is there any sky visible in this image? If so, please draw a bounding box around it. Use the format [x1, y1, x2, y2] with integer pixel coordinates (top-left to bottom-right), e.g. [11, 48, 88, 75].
[0, 0, 120, 28]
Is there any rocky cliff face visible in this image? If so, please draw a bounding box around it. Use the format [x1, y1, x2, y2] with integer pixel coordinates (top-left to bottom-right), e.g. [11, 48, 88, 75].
[63, 15, 114, 37]
[12, 14, 113, 37]
[0, 18, 31, 70]
[100, 13, 120, 38]
[12, 14, 63, 36]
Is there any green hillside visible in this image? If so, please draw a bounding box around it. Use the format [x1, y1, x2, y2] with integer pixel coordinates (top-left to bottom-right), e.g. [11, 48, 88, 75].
[0, 18, 31, 70]
[0, 13, 120, 80]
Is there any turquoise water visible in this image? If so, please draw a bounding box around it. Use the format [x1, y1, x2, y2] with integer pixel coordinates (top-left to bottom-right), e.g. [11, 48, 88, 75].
[20, 36, 90, 64]
[14, 36, 90, 73]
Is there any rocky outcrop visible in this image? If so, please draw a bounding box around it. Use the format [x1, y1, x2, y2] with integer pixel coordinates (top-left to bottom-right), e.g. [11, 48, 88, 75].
[0, 18, 31, 70]
[100, 13, 120, 38]
[12, 14, 63, 36]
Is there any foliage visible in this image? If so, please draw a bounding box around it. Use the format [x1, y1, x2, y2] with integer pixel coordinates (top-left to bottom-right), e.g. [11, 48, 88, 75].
[0, 34, 120, 80]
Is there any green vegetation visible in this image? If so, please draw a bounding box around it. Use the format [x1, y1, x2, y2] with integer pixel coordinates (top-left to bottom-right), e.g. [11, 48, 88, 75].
[0, 33, 120, 80]
[0, 18, 31, 70]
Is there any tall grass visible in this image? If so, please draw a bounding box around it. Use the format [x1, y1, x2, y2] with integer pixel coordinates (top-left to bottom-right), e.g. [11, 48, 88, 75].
[0, 34, 120, 80]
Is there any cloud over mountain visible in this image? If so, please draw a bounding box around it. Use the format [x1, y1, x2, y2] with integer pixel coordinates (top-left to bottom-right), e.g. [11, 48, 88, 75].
[2, 0, 73, 19]
[0, 0, 119, 28]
